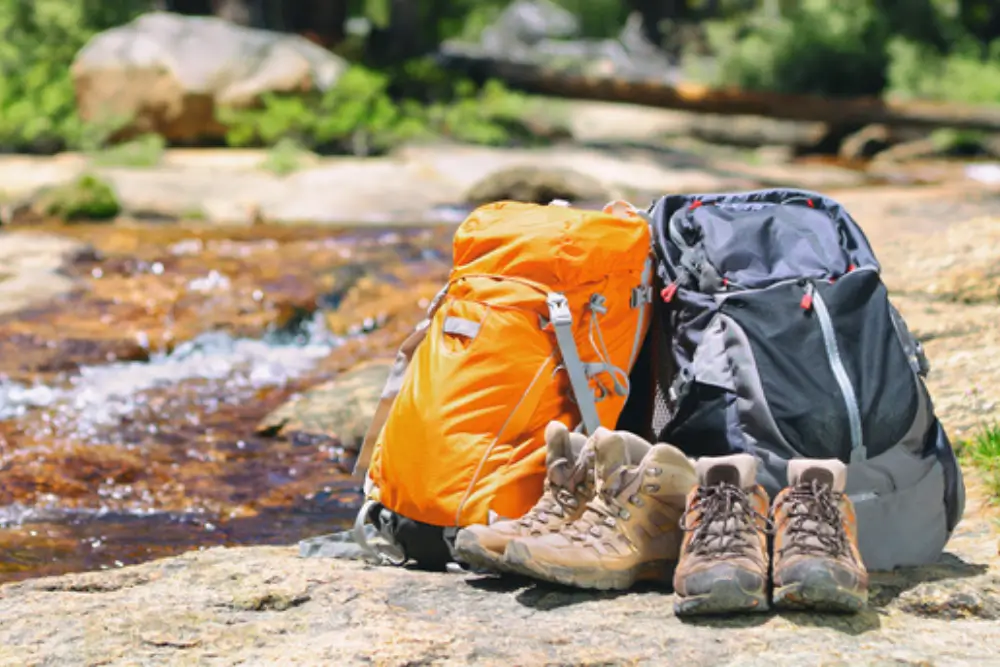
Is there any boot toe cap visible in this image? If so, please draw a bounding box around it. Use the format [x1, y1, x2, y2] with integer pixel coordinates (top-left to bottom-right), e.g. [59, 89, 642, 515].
[674, 562, 766, 597]
[458, 524, 511, 554]
[775, 556, 866, 591]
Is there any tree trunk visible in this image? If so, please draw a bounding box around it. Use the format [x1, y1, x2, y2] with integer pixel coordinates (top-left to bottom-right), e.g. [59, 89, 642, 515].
[364, 0, 426, 66]
[438, 51, 1000, 133]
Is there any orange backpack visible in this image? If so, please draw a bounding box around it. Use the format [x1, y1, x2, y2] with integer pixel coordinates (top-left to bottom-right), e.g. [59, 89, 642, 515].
[353, 200, 653, 566]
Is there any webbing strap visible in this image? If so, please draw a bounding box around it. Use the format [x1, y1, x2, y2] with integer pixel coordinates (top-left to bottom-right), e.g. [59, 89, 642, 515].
[546, 292, 600, 436]
[628, 256, 654, 369]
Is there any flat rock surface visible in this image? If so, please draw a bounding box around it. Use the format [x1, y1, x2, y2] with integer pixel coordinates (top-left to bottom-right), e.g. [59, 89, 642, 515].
[0, 475, 996, 667]
[0, 140, 873, 225]
[0, 231, 88, 316]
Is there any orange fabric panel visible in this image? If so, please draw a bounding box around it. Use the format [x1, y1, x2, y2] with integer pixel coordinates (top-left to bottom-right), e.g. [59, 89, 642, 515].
[371, 201, 652, 527]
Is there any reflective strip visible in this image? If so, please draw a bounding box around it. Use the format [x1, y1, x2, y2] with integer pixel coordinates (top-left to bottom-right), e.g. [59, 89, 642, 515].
[547, 292, 600, 435]
[442, 316, 481, 339]
[810, 284, 865, 462]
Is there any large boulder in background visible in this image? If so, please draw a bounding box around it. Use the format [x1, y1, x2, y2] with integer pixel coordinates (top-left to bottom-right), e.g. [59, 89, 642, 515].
[464, 165, 611, 206]
[71, 12, 348, 143]
[481, 0, 581, 50]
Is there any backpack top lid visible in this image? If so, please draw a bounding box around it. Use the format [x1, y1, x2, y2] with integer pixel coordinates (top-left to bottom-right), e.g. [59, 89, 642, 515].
[650, 188, 881, 291]
[451, 200, 652, 293]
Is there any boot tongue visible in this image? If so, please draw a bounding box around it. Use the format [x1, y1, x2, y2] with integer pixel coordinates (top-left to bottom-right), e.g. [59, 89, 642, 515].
[543, 421, 572, 468]
[594, 428, 650, 482]
[787, 459, 846, 492]
[566, 431, 588, 462]
[696, 454, 757, 490]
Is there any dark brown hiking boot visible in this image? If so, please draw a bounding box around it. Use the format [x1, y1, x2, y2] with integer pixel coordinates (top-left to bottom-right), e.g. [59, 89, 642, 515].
[502, 429, 697, 590]
[771, 459, 868, 613]
[453, 421, 594, 572]
[673, 453, 771, 616]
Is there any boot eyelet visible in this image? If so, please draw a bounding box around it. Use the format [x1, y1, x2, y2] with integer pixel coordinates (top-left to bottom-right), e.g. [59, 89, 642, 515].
[646, 484, 660, 493]
[620, 510, 631, 520]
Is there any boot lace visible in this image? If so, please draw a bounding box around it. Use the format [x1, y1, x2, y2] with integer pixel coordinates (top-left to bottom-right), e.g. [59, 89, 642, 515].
[777, 479, 849, 558]
[679, 483, 770, 559]
[565, 464, 658, 543]
[518, 454, 593, 527]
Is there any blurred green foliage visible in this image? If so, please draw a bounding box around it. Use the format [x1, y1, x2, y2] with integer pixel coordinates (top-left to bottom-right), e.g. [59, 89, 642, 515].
[0, 0, 147, 152]
[705, 0, 1000, 101]
[1, 0, 999, 156]
[36, 172, 121, 221]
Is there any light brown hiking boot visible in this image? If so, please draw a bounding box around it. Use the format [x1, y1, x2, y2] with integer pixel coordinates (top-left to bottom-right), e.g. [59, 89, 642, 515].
[502, 428, 697, 590]
[453, 421, 594, 572]
[672, 453, 771, 616]
[771, 459, 868, 612]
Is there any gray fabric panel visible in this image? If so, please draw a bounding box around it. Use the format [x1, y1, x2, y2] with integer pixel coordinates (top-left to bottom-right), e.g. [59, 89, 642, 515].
[889, 302, 930, 377]
[691, 315, 736, 391]
[442, 316, 481, 339]
[892, 374, 933, 456]
[717, 313, 798, 459]
[845, 446, 949, 571]
[755, 449, 790, 499]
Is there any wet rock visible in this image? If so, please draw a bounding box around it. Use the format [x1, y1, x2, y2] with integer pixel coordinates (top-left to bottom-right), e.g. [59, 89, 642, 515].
[71, 12, 348, 142]
[0, 232, 88, 316]
[839, 124, 895, 161]
[464, 165, 611, 206]
[256, 361, 392, 454]
[873, 136, 943, 164]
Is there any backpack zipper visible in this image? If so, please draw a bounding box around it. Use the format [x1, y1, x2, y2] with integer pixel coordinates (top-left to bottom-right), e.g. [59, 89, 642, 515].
[801, 281, 866, 463]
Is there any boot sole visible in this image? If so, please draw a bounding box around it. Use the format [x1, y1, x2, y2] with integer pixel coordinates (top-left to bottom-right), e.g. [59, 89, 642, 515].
[674, 578, 769, 616]
[453, 532, 507, 574]
[503, 541, 673, 591]
[772, 569, 868, 613]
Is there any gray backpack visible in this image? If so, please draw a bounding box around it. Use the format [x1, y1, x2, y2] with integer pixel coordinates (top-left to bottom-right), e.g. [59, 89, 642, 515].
[647, 189, 964, 571]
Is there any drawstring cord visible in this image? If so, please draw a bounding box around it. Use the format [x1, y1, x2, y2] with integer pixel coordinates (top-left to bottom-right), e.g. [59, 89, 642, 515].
[587, 294, 630, 398]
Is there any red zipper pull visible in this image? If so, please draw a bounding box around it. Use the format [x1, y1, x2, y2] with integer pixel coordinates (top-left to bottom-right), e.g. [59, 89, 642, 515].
[800, 283, 814, 311]
[661, 281, 679, 303]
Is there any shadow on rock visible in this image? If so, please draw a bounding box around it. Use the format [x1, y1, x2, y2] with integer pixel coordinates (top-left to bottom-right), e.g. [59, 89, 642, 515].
[515, 582, 640, 611]
[676, 612, 772, 629]
[781, 609, 882, 635]
[868, 552, 989, 608]
[465, 573, 669, 611]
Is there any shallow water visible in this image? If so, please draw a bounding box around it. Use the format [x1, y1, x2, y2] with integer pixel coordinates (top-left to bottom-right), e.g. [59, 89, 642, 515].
[0, 221, 454, 583]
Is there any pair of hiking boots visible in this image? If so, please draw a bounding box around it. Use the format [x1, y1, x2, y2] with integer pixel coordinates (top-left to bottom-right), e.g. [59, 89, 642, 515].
[453, 422, 868, 615]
